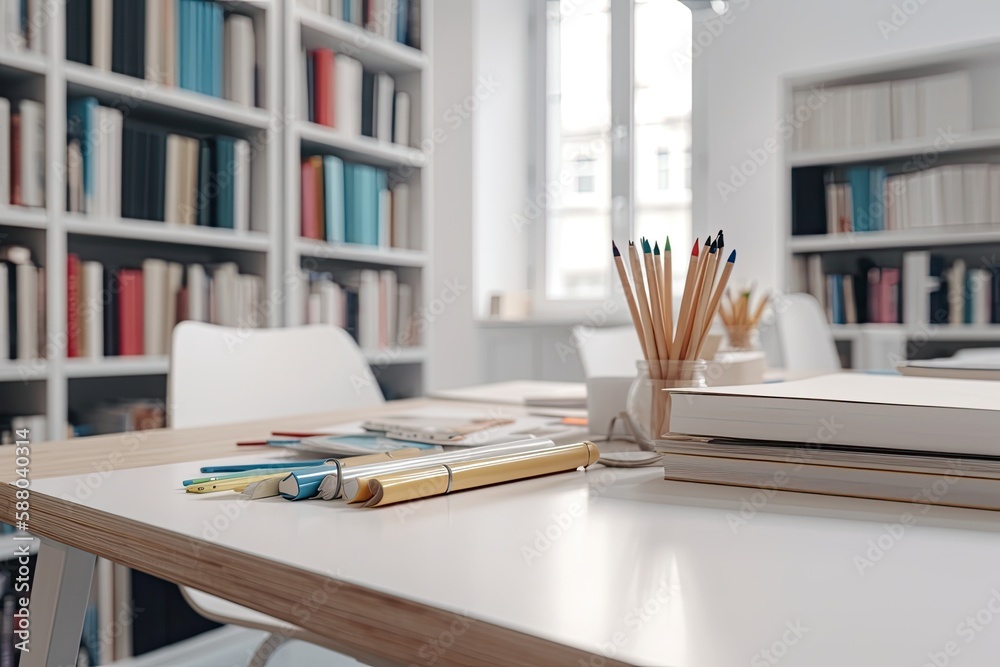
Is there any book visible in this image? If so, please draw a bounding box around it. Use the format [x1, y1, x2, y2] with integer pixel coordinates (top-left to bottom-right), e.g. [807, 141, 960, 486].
[92, 0, 112, 70]
[666, 374, 1000, 457]
[0, 98, 8, 206]
[118, 269, 144, 356]
[223, 13, 255, 107]
[312, 48, 335, 127]
[16, 100, 44, 208]
[659, 452, 1000, 511]
[393, 91, 410, 146]
[898, 357, 1000, 381]
[82, 261, 104, 359]
[334, 55, 363, 136]
[68, 254, 82, 357]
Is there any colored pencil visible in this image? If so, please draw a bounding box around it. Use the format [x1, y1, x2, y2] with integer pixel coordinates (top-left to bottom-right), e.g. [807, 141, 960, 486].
[628, 241, 660, 377]
[688, 240, 719, 359]
[642, 239, 669, 363]
[612, 241, 647, 354]
[696, 250, 737, 358]
[660, 238, 673, 359]
[671, 239, 701, 356]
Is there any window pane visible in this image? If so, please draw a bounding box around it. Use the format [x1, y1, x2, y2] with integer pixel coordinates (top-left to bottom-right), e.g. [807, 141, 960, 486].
[545, 0, 611, 301]
[633, 0, 692, 287]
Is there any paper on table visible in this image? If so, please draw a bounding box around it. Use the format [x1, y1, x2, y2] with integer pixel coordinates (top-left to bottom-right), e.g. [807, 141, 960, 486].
[362, 441, 601, 507]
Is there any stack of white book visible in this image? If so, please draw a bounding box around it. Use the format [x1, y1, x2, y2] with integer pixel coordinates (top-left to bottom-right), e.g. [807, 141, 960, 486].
[794, 71, 971, 152]
[660, 374, 1000, 511]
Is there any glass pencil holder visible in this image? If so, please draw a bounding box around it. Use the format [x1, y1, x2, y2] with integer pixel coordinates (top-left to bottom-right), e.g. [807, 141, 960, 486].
[625, 360, 708, 450]
[724, 324, 760, 351]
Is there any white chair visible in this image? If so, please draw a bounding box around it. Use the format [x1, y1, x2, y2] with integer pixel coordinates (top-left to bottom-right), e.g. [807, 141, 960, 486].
[571, 325, 644, 377]
[169, 322, 384, 667]
[760, 293, 841, 375]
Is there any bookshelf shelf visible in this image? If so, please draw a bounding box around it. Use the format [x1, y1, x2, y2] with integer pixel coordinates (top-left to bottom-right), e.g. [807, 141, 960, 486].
[297, 121, 426, 168]
[0, 362, 46, 382]
[64, 356, 170, 379]
[297, 8, 428, 74]
[64, 216, 272, 252]
[0, 50, 46, 77]
[0, 206, 47, 230]
[363, 347, 427, 365]
[789, 225, 1000, 253]
[830, 324, 1000, 342]
[296, 238, 427, 267]
[64, 63, 273, 131]
[788, 128, 1000, 168]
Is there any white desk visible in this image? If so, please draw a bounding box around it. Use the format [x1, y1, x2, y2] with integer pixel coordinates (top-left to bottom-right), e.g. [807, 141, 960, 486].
[10, 424, 1000, 665]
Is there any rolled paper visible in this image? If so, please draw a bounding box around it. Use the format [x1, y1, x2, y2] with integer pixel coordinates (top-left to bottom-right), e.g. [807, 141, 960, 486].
[363, 441, 601, 508]
[249, 448, 424, 500]
[323, 437, 559, 501]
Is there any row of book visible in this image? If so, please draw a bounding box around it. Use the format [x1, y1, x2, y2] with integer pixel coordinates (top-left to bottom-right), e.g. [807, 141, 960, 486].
[0, 98, 44, 209]
[66, 256, 263, 359]
[300, 155, 410, 248]
[67, 97, 251, 229]
[792, 71, 971, 152]
[799, 253, 1000, 326]
[1, 245, 45, 362]
[65, 0, 257, 107]
[297, 0, 421, 48]
[0, 0, 43, 52]
[796, 162, 1000, 235]
[293, 269, 414, 349]
[304, 49, 411, 145]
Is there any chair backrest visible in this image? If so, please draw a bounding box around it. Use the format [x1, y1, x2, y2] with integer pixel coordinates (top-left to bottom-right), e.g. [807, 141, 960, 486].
[168, 322, 384, 429]
[572, 325, 644, 377]
[764, 293, 841, 374]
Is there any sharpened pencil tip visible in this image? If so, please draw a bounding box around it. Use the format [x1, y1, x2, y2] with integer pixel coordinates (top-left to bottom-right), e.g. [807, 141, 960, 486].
[692, 239, 700, 256]
[653, 241, 660, 255]
[709, 240, 718, 253]
[717, 230, 725, 248]
[643, 238, 653, 253]
[704, 234, 713, 246]
[728, 249, 736, 263]
[664, 236, 671, 252]
[612, 241, 620, 257]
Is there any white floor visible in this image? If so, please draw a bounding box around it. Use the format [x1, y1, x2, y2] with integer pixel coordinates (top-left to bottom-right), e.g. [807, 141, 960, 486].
[111, 626, 364, 667]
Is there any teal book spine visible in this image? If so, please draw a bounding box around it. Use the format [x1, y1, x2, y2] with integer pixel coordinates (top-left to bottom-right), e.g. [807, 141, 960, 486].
[67, 97, 98, 213]
[363, 165, 378, 246]
[344, 163, 358, 243]
[324, 155, 345, 243]
[847, 167, 870, 233]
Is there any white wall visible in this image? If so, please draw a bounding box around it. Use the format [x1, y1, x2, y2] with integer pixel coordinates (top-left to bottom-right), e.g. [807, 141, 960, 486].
[696, 0, 1000, 292]
[428, 0, 480, 390]
[473, 0, 533, 318]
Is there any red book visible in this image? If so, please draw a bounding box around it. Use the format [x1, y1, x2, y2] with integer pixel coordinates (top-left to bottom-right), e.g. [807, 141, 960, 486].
[301, 159, 318, 239]
[10, 114, 21, 206]
[313, 49, 335, 127]
[118, 269, 144, 356]
[882, 268, 900, 324]
[67, 254, 81, 358]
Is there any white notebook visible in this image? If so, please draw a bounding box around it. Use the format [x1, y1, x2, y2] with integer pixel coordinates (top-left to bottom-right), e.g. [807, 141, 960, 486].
[667, 373, 1000, 457]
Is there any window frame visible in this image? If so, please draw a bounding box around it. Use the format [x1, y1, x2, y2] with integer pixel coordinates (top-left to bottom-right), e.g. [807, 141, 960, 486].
[528, 0, 634, 319]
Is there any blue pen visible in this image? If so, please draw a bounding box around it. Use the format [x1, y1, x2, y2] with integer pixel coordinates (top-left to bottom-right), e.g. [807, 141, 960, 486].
[199, 460, 329, 474]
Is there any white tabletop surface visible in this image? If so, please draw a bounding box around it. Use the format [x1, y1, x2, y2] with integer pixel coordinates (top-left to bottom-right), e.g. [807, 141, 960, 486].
[33, 453, 1000, 666]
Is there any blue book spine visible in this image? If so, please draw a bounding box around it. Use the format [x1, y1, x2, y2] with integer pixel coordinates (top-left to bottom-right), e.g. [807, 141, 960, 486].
[965, 273, 973, 324]
[364, 165, 378, 246]
[344, 163, 358, 243]
[374, 168, 387, 246]
[179, 0, 190, 91]
[324, 155, 346, 243]
[397, 0, 408, 43]
[68, 97, 98, 213]
[343, 0, 351, 24]
[198, 0, 208, 94]
[870, 167, 886, 231]
[213, 2, 223, 97]
[847, 167, 870, 233]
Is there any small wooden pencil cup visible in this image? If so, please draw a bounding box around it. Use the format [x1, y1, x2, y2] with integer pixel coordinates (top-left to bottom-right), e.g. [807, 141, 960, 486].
[625, 360, 707, 450]
[724, 324, 759, 350]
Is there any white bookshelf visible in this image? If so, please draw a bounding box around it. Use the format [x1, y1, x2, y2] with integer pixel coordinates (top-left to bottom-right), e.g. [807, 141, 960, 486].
[283, 0, 433, 398]
[0, 0, 284, 441]
[782, 41, 1000, 369]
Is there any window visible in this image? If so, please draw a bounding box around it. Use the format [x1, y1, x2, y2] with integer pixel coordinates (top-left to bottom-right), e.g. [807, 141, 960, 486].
[574, 157, 596, 193]
[683, 149, 692, 190]
[657, 150, 670, 191]
[536, 0, 692, 305]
